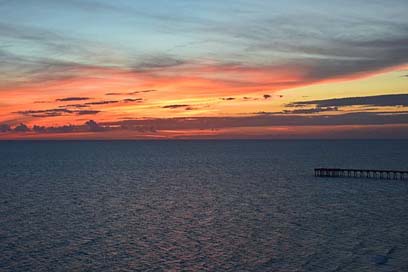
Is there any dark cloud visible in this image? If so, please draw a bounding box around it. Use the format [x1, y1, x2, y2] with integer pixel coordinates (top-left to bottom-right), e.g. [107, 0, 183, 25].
[123, 98, 143, 103]
[15, 108, 73, 117]
[14, 123, 30, 132]
[14, 108, 100, 117]
[33, 124, 75, 133]
[29, 120, 104, 134]
[236, 13, 408, 81]
[59, 99, 142, 108]
[31, 120, 104, 134]
[3, 111, 408, 137]
[46, 125, 76, 133]
[263, 94, 271, 100]
[0, 124, 11, 132]
[194, 11, 408, 84]
[185, 107, 197, 111]
[56, 97, 90, 102]
[76, 110, 100, 115]
[107, 112, 408, 131]
[61, 104, 90, 108]
[85, 120, 104, 131]
[243, 97, 259, 101]
[221, 97, 235, 101]
[281, 106, 338, 114]
[162, 104, 190, 109]
[32, 125, 46, 133]
[287, 94, 408, 108]
[105, 90, 157, 96]
[84, 100, 119, 105]
[30, 120, 103, 133]
[295, 38, 408, 82]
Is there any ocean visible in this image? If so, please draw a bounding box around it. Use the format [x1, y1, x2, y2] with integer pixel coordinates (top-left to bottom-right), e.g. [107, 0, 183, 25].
[0, 140, 407, 271]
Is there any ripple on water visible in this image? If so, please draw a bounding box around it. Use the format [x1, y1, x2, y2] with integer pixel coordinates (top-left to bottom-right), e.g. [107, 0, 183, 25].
[0, 140, 408, 271]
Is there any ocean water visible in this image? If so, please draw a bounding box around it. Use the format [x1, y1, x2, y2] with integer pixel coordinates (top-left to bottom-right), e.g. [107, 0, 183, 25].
[0, 140, 407, 272]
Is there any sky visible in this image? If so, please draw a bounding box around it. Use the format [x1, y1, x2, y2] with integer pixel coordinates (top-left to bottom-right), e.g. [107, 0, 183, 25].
[0, 0, 407, 139]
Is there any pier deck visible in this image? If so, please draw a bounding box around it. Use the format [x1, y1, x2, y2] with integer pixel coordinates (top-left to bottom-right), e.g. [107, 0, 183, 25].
[314, 168, 408, 180]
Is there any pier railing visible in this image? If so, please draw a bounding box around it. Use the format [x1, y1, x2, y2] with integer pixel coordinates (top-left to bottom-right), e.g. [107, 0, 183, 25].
[314, 168, 408, 180]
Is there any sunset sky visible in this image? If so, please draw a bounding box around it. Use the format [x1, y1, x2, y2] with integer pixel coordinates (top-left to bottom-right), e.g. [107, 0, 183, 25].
[0, 0, 407, 139]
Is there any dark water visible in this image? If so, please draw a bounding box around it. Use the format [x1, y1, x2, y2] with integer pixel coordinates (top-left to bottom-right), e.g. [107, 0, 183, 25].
[0, 140, 407, 271]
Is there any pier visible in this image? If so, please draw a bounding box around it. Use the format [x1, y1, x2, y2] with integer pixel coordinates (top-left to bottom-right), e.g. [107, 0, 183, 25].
[314, 168, 408, 180]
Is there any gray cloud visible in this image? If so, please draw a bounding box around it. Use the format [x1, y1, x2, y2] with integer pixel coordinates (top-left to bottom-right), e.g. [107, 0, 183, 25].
[9, 111, 406, 134]
[3, 120, 104, 134]
[287, 94, 408, 108]
[162, 104, 190, 109]
[15, 108, 73, 117]
[196, 8, 408, 82]
[105, 90, 157, 96]
[76, 110, 101, 115]
[84, 100, 119, 105]
[3, 111, 408, 138]
[12, 120, 104, 134]
[85, 120, 104, 131]
[106, 112, 408, 131]
[59, 99, 142, 109]
[281, 106, 339, 114]
[243, 97, 259, 101]
[33, 124, 74, 133]
[56, 97, 91, 102]
[0, 124, 11, 132]
[133, 56, 186, 71]
[14, 108, 100, 117]
[123, 98, 143, 103]
[61, 104, 90, 108]
[13, 123, 30, 132]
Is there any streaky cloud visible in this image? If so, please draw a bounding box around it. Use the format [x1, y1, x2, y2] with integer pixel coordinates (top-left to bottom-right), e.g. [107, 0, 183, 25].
[287, 94, 408, 108]
[123, 98, 143, 103]
[162, 104, 190, 109]
[77, 110, 101, 115]
[56, 97, 90, 102]
[281, 107, 339, 114]
[84, 100, 119, 105]
[220, 97, 235, 101]
[105, 90, 157, 96]
[14, 108, 100, 118]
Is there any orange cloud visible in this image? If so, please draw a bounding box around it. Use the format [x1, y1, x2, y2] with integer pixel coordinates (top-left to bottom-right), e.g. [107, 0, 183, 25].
[0, 62, 406, 129]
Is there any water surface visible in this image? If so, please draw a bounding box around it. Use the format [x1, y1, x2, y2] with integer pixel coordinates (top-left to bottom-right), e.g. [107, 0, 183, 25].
[1, 140, 407, 271]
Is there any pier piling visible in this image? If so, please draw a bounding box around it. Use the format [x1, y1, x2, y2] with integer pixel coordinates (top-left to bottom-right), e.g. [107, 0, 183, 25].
[314, 168, 408, 180]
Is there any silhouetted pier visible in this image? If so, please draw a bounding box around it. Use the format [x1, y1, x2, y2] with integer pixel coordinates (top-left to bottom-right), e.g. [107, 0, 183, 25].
[315, 168, 408, 180]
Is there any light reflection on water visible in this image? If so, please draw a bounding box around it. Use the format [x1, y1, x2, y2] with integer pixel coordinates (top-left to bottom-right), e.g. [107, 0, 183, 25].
[0, 140, 407, 271]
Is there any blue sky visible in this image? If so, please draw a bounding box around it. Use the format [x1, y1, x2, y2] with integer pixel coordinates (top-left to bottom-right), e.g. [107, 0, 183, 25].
[2, 0, 407, 68]
[0, 0, 407, 138]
